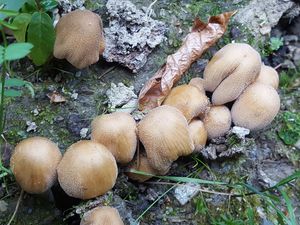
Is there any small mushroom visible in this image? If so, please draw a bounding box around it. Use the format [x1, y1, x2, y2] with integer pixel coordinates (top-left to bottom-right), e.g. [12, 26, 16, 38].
[10, 137, 62, 194]
[202, 106, 232, 139]
[54, 9, 105, 69]
[255, 64, 279, 89]
[138, 105, 194, 173]
[188, 120, 207, 152]
[80, 206, 124, 225]
[91, 112, 137, 164]
[231, 82, 280, 131]
[203, 43, 261, 105]
[127, 154, 161, 182]
[57, 140, 117, 199]
[163, 84, 210, 122]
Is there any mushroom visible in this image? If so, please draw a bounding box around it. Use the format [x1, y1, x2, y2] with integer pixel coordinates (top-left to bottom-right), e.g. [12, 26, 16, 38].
[126, 154, 162, 182]
[57, 140, 117, 199]
[231, 82, 280, 131]
[91, 112, 137, 164]
[203, 43, 261, 105]
[137, 105, 194, 173]
[10, 137, 62, 194]
[80, 206, 124, 225]
[53, 9, 105, 69]
[163, 84, 210, 122]
[202, 106, 232, 139]
[188, 120, 207, 152]
[255, 64, 279, 89]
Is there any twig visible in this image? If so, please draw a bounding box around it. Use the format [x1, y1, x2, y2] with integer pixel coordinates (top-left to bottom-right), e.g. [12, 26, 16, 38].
[7, 189, 24, 225]
[145, 0, 158, 21]
[98, 66, 116, 79]
[274, 63, 282, 70]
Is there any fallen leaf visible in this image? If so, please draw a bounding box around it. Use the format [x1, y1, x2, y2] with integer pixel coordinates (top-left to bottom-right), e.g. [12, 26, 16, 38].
[138, 12, 235, 111]
[47, 91, 67, 103]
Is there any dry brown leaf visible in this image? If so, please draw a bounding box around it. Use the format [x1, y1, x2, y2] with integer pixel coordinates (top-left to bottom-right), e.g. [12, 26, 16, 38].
[47, 91, 67, 103]
[138, 12, 235, 111]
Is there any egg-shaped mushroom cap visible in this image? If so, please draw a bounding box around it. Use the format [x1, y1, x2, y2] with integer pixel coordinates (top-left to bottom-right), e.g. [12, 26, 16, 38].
[57, 141, 117, 199]
[54, 9, 105, 69]
[163, 84, 210, 122]
[231, 82, 280, 131]
[127, 154, 165, 182]
[138, 105, 194, 172]
[91, 112, 137, 164]
[255, 64, 279, 89]
[188, 120, 207, 152]
[10, 137, 62, 194]
[188, 78, 206, 94]
[203, 43, 261, 105]
[80, 206, 124, 225]
[203, 106, 232, 139]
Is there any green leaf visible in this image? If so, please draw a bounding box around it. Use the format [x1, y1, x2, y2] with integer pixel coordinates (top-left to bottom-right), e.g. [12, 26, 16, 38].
[20, 0, 38, 14]
[279, 188, 296, 225]
[27, 12, 55, 66]
[41, 0, 58, 11]
[0, 45, 4, 64]
[0, 9, 19, 17]
[5, 78, 29, 87]
[12, 13, 32, 42]
[5, 42, 33, 61]
[0, 0, 26, 20]
[0, 19, 18, 30]
[4, 89, 22, 97]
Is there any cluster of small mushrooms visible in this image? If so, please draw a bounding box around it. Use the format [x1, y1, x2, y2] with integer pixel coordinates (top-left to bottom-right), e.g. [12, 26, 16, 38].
[9, 9, 281, 225]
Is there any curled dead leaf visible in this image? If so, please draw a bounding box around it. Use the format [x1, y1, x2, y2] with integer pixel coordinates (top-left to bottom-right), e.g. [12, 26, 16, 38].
[138, 12, 235, 111]
[47, 91, 67, 103]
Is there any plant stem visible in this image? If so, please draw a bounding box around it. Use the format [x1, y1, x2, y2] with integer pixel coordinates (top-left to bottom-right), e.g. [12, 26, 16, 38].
[7, 189, 24, 225]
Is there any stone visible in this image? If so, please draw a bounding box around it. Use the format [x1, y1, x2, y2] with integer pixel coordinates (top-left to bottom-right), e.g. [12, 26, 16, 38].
[0, 200, 8, 212]
[294, 139, 300, 150]
[106, 83, 138, 112]
[293, 48, 300, 66]
[174, 183, 200, 205]
[284, 35, 298, 44]
[80, 128, 89, 138]
[26, 121, 37, 132]
[103, 0, 166, 72]
[58, 0, 85, 14]
[231, 126, 250, 139]
[281, 59, 296, 69]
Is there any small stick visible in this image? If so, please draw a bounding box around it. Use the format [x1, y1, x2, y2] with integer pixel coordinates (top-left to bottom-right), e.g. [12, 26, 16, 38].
[7, 189, 24, 225]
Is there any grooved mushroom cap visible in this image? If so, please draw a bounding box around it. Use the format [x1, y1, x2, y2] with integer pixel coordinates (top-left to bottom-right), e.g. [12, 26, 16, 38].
[91, 112, 137, 164]
[80, 206, 124, 225]
[137, 105, 194, 173]
[127, 154, 162, 182]
[10, 137, 62, 194]
[188, 78, 206, 94]
[203, 43, 261, 105]
[54, 9, 105, 69]
[255, 64, 279, 89]
[188, 120, 207, 152]
[163, 84, 210, 122]
[203, 106, 232, 139]
[231, 82, 280, 131]
[57, 141, 117, 199]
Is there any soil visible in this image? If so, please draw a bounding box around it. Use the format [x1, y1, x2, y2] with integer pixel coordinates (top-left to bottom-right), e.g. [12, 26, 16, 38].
[0, 0, 299, 225]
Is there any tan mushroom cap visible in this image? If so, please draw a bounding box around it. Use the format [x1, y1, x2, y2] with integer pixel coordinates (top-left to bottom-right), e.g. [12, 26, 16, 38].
[188, 120, 207, 152]
[91, 112, 137, 164]
[231, 82, 280, 131]
[10, 137, 62, 194]
[54, 9, 105, 69]
[80, 206, 124, 225]
[163, 84, 210, 122]
[203, 43, 261, 105]
[57, 141, 117, 199]
[127, 154, 162, 182]
[255, 64, 279, 89]
[203, 106, 232, 139]
[138, 105, 194, 173]
[188, 78, 206, 94]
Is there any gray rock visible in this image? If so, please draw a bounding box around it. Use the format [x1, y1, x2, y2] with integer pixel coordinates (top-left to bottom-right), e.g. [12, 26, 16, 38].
[26, 121, 37, 132]
[281, 59, 296, 69]
[0, 200, 8, 212]
[231, 126, 250, 139]
[284, 35, 298, 44]
[103, 0, 166, 72]
[79, 128, 89, 138]
[58, 0, 85, 13]
[174, 183, 200, 205]
[293, 48, 300, 66]
[106, 83, 137, 112]
[234, 0, 299, 38]
[295, 139, 300, 150]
